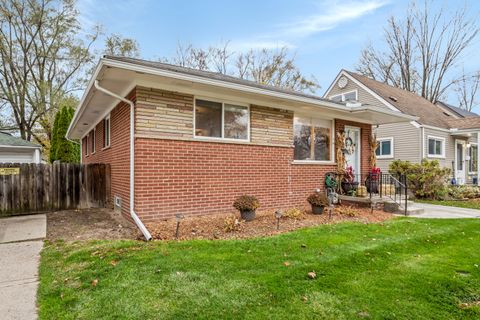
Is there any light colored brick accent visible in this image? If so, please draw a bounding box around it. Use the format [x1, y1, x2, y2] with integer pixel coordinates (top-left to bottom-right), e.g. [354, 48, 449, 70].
[251, 105, 293, 146]
[135, 86, 194, 138]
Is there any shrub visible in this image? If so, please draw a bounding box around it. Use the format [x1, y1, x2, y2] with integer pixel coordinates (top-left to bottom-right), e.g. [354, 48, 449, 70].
[223, 215, 242, 232]
[335, 205, 359, 217]
[448, 185, 480, 200]
[389, 159, 450, 200]
[307, 193, 329, 207]
[283, 208, 305, 219]
[233, 195, 260, 212]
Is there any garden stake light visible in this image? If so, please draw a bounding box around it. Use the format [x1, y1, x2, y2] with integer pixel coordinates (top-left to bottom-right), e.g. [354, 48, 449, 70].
[175, 214, 184, 239]
[275, 210, 282, 230]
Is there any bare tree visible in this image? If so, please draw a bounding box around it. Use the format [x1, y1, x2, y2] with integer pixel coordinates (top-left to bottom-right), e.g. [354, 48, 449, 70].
[104, 33, 140, 58]
[164, 42, 319, 93]
[0, 0, 99, 148]
[454, 70, 480, 112]
[357, 1, 479, 103]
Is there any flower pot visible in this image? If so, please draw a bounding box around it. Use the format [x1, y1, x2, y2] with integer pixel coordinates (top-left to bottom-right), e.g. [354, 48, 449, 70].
[365, 178, 379, 193]
[240, 210, 256, 221]
[342, 181, 359, 195]
[311, 205, 325, 215]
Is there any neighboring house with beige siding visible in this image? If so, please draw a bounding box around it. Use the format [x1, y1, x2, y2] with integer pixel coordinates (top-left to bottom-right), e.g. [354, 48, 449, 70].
[324, 70, 480, 185]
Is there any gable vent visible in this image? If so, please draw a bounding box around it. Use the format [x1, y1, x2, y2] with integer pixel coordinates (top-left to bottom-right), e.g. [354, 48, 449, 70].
[389, 96, 398, 102]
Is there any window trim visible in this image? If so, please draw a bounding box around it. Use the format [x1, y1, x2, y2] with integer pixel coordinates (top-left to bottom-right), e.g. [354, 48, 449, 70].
[468, 143, 478, 174]
[103, 114, 111, 149]
[427, 135, 445, 158]
[375, 137, 394, 159]
[329, 89, 358, 102]
[292, 116, 335, 165]
[91, 128, 96, 154]
[193, 97, 250, 142]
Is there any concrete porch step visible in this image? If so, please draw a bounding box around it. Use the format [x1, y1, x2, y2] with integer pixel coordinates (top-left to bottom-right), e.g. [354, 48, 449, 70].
[396, 206, 425, 216]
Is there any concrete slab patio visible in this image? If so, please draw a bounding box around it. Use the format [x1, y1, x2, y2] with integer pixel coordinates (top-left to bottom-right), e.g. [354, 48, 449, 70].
[0, 214, 46, 320]
[408, 202, 480, 218]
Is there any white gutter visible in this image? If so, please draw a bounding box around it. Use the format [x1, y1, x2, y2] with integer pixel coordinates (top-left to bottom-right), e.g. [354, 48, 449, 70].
[93, 80, 152, 241]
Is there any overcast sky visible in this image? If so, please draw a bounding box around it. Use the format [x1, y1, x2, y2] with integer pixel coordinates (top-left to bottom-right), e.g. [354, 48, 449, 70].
[78, 0, 480, 107]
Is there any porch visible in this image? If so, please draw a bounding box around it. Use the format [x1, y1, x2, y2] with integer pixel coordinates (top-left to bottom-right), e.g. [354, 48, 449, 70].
[450, 130, 480, 186]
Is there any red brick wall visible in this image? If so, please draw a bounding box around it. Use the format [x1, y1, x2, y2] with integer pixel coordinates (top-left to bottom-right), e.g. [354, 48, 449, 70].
[134, 119, 371, 222]
[82, 91, 134, 219]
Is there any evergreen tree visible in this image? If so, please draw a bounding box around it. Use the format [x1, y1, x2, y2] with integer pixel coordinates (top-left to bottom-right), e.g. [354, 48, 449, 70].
[52, 106, 80, 163]
[49, 111, 61, 163]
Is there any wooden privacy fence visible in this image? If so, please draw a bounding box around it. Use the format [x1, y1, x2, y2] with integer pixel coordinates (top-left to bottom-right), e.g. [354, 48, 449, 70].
[0, 162, 110, 217]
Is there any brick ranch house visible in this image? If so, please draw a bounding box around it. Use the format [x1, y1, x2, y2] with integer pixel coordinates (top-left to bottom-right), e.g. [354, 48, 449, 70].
[66, 56, 416, 239]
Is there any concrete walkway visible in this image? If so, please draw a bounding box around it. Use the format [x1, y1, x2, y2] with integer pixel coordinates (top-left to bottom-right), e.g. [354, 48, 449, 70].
[408, 202, 480, 218]
[0, 214, 46, 320]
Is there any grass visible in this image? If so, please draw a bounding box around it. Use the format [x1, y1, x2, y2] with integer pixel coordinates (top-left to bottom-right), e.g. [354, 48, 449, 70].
[416, 199, 480, 210]
[38, 218, 480, 319]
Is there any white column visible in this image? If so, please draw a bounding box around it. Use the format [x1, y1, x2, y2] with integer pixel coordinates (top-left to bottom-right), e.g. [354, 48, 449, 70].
[476, 132, 480, 186]
[34, 149, 41, 164]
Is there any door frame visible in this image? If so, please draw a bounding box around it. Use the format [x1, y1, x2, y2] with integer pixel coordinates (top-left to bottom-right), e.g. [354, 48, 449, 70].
[455, 139, 466, 185]
[344, 126, 361, 177]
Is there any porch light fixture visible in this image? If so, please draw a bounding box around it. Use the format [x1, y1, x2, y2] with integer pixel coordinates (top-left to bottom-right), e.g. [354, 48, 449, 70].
[275, 210, 282, 230]
[175, 213, 184, 239]
[467, 143, 472, 148]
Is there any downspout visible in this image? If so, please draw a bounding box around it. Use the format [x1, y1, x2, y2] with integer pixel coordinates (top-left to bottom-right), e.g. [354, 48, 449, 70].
[94, 80, 152, 241]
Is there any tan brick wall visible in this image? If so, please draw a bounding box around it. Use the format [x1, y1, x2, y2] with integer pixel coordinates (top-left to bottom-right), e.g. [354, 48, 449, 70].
[135, 87, 293, 147]
[250, 105, 293, 146]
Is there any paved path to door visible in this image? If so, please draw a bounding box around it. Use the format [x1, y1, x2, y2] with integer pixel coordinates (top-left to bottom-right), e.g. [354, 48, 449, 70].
[409, 202, 480, 218]
[0, 214, 46, 320]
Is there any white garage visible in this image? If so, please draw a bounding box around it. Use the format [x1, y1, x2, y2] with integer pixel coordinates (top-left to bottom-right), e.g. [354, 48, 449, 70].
[0, 132, 42, 163]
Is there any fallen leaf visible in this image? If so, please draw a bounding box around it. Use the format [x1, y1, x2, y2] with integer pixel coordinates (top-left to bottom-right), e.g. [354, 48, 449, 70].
[91, 279, 98, 287]
[302, 296, 308, 302]
[284, 261, 290, 267]
[301, 244, 307, 248]
[110, 260, 118, 266]
[307, 271, 316, 279]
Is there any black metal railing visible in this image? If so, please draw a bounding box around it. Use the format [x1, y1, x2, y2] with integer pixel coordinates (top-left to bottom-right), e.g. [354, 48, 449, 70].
[326, 171, 408, 215]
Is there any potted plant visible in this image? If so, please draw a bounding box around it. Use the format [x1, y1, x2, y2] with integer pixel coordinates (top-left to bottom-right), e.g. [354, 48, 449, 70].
[341, 166, 359, 195]
[233, 195, 260, 221]
[365, 167, 381, 193]
[307, 191, 329, 214]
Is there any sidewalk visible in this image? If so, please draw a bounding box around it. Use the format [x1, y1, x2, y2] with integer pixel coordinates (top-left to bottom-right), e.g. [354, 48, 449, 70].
[0, 214, 46, 320]
[408, 202, 480, 218]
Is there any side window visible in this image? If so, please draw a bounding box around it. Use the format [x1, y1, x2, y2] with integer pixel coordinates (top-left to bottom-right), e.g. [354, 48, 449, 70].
[104, 115, 111, 147]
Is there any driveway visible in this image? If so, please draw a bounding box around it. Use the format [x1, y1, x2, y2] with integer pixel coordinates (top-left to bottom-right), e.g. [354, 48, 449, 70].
[0, 214, 46, 320]
[409, 202, 480, 218]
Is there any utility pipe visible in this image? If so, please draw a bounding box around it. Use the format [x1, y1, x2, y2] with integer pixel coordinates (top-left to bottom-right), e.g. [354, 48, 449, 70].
[94, 80, 152, 240]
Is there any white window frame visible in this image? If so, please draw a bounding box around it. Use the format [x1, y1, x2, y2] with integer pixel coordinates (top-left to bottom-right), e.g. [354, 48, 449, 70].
[103, 114, 111, 148]
[376, 137, 394, 159]
[91, 128, 96, 154]
[193, 97, 250, 142]
[468, 143, 478, 174]
[329, 89, 358, 102]
[292, 115, 335, 165]
[427, 135, 445, 158]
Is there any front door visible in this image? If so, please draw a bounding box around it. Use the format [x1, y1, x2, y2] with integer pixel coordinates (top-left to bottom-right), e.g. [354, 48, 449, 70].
[455, 140, 466, 185]
[344, 126, 361, 181]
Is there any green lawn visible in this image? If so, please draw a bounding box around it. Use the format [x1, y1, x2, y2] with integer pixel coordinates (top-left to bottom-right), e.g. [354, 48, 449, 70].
[38, 218, 480, 319]
[416, 199, 480, 210]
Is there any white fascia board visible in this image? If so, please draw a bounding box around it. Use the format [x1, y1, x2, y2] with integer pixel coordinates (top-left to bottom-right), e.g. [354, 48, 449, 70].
[66, 59, 106, 139]
[0, 144, 41, 149]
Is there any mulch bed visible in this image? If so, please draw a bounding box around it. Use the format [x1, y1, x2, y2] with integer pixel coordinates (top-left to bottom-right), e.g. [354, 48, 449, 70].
[146, 206, 394, 241]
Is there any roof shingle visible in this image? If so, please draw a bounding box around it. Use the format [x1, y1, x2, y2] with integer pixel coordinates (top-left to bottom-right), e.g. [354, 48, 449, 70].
[0, 132, 40, 148]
